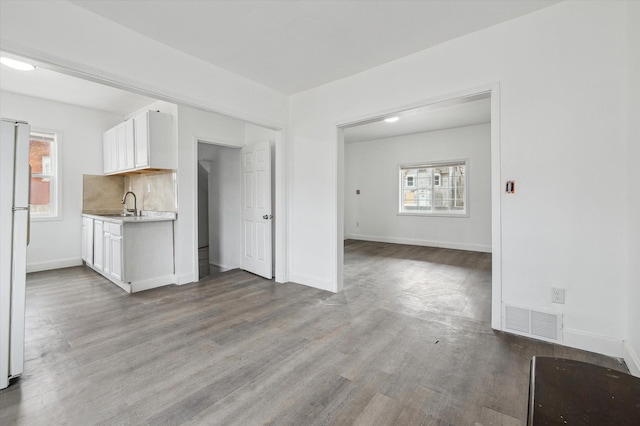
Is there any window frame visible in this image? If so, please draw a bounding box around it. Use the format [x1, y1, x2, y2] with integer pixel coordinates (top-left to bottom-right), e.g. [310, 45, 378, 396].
[29, 129, 61, 221]
[397, 159, 469, 218]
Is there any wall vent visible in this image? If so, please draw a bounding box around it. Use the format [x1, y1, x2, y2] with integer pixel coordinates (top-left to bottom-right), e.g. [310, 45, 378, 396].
[503, 304, 562, 343]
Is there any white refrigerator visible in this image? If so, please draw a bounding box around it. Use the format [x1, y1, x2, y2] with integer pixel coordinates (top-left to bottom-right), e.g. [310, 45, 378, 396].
[0, 118, 30, 390]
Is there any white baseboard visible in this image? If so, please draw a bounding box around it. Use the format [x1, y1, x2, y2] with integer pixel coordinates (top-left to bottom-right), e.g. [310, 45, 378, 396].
[344, 234, 491, 253]
[623, 340, 640, 377]
[131, 275, 176, 293]
[27, 257, 82, 273]
[175, 272, 195, 286]
[210, 262, 239, 272]
[562, 328, 624, 358]
[288, 273, 336, 293]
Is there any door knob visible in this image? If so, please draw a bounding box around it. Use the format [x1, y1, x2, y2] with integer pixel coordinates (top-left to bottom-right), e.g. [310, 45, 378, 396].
[263, 215, 273, 220]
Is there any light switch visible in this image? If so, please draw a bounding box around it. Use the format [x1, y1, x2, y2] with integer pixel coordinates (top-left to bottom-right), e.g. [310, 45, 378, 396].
[356, 189, 361, 195]
[506, 181, 515, 194]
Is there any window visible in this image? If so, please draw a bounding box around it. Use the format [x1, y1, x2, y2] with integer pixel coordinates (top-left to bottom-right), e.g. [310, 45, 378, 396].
[399, 160, 467, 215]
[29, 130, 59, 219]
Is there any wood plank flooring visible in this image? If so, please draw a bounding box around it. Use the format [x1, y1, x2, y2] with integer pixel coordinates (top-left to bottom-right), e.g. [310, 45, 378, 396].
[0, 240, 627, 425]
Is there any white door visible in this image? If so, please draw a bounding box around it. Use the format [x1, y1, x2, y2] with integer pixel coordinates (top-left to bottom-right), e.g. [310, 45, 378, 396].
[241, 142, 272, 279]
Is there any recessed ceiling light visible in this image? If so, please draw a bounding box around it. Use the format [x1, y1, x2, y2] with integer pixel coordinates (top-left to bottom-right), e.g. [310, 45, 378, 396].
[0, 57, 36, 71]
[384, 116, 399, 123]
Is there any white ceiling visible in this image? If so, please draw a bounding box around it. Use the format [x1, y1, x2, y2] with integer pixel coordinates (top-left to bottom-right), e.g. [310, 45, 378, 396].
[344, 95, 491, 143]
[0, 59, 157, 116]
[70, 0, 561, 95]
[1, 1, 553, 122]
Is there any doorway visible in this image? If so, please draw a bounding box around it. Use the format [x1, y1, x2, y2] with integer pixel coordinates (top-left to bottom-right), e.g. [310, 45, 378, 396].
[196, 134, 277, 281]
[197, 142, 242, 279]
[336, 85, 502, 330]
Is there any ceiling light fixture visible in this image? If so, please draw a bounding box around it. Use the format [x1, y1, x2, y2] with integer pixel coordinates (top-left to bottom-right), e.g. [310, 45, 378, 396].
[0, 57, 36, 71]
[384, 116, 399, 123]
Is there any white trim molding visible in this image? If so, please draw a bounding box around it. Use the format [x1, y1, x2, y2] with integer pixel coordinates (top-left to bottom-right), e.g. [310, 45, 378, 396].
[563, 327, 624, 359]
[344, 235, 491, 253]
[289, 273, 335, 293]
[335, 82, 502, 328]
[623, 340, 640, 377]
[27, 258, 82, 273]
[175, 272, 195, 286]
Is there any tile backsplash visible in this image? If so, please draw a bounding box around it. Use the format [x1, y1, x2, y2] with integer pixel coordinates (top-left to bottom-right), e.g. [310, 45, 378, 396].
[83, 171, 177, 214]
[124, 171, 177, 212]
[83, 174, 125, 214]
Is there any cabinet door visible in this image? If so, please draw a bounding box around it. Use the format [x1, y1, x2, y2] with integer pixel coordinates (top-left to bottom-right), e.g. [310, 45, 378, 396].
[123, 119, 135, 170]
[116, 121, 135, 172]
[93, 220, 104, 271]
[110, 235, 123, 281]
[82, 218, 94, 265]
[103, 128, 117, 174]
[103, 228, 111, 275]
[134, 112, 149, 168]
[81, 219, 87, 262]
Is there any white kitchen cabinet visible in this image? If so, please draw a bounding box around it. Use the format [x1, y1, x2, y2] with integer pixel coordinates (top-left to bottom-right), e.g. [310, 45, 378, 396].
[93, 220, 104, 271]
[133, 111, 149, 168]
[103, 119, 136, 174]
[83, 215, 174, 293]
[103, 128, 117, 174]
[133, 110, 174, 170]
[106, 222, 123, 282]
[81, 217, 94, 265]
[103, 111, 174, 175]
[110, 235, 123, 281]
[116, 119, 135, 171]
[103, 229, 110, 275]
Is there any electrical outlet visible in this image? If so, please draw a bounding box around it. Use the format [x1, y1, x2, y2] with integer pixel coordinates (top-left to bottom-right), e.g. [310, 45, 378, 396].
[551, 287, 565, 304]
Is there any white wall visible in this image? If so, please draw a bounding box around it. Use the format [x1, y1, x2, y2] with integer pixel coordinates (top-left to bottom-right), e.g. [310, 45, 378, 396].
[345, 124, 491, 252]
[625, 1, 640, 376]
[289, 1, 630, 358]
[175, 105, 245, 283]
[0, 1, 288, 129]
[0, 91, 122, 271]
[198, 144, 241, 270]
[2, 0, 636, 369]
[0, 0, 286, 283]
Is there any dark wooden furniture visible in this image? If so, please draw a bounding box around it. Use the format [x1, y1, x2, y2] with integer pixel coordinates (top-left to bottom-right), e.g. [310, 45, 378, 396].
[528, 356, 640, 425]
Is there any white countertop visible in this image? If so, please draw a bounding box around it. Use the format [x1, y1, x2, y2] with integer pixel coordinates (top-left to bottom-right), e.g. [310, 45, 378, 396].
[82, 211, 177, 223]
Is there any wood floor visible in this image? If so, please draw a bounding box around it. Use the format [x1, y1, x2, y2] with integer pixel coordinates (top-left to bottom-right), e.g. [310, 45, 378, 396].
[0, 240, 626, 425]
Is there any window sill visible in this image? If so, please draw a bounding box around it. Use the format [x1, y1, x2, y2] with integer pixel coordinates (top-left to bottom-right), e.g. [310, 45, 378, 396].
[31, 215, 62, 222]
[397, 212, 469, 218]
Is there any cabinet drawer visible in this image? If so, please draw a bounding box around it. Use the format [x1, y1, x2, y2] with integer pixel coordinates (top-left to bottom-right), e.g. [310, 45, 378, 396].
[107, 223, 123, 236]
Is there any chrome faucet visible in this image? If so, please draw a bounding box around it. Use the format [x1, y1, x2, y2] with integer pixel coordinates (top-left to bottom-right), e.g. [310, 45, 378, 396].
[121, 191, 137, 216]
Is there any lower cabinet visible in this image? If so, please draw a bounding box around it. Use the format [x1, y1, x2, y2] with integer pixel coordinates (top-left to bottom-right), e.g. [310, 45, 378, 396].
[93, 220, 104, 271]
[83, 216, 175, 293]
[102, 222, 122, 281]
[81, 217, 94, 265]
[110, 233, 123, 282]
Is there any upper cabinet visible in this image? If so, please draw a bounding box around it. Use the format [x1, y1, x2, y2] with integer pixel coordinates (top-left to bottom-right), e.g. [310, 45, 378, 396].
[103, 110, 174, 175]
